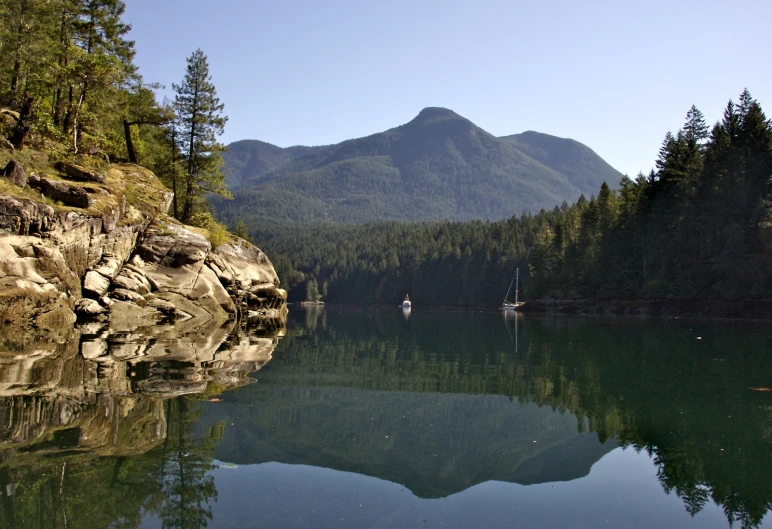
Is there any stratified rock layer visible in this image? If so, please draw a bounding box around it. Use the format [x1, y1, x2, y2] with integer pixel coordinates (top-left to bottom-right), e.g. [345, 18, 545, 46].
[0, 160, 287, 333]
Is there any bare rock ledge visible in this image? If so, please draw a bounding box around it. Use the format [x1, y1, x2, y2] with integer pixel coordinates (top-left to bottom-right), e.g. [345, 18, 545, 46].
[0, 160, 287, 334]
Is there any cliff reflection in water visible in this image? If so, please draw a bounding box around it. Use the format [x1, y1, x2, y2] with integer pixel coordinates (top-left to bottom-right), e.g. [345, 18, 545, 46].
[0, 314, 285, 529]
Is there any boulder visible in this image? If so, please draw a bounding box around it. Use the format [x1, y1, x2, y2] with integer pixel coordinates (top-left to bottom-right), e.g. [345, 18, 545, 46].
[39, 178, 91, 208]
[93, 255, 122, 279]
[55, 161, 106, 184]
[0, 137, 14, 151]
[0, 158, 287, 331]
[75, 297, 106, 316]
[83, 270, 111, 298]
[0, 236, 80, 332]
[112, 267, 151, 295]
[2, 160, 26, 188]
[111, 288, 147, 306]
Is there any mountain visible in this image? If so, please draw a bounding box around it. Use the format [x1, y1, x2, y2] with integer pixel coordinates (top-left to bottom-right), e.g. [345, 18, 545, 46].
[221, 139, 325, 188]
[216, 108, 622, 224]
[498, 131, 623, 196]
[199, 388, 617, 498]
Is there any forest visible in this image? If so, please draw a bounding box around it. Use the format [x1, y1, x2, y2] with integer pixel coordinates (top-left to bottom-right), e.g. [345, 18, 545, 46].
[0, 0, 229, 227]
[235, 91, 771, 306]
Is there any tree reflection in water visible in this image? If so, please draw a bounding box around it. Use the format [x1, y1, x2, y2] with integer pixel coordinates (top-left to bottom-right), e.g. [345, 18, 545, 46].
[0, 309, 770, 529]
[158, 399, 220, 529]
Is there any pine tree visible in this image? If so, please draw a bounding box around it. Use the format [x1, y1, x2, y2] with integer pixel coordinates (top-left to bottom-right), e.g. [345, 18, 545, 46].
[683, 105, 708, 143]
[172, 49, 230, 222]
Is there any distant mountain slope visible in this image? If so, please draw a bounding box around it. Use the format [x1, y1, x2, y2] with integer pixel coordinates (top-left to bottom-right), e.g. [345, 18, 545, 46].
[498, 131, 623, 194]
[221, 139, 325, 188]
[216, 108, 622, 224]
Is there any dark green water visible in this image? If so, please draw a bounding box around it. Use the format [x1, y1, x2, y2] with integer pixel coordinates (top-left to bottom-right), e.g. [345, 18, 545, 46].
[1, 307, 770, 528]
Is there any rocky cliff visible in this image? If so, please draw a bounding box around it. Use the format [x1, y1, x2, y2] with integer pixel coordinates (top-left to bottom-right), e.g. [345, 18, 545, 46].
[0, 151, 287, 335]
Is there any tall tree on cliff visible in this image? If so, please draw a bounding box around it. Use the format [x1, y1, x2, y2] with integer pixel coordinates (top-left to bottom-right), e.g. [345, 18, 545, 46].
[172, 49, 229, 222]
[63, 0, 137, 152]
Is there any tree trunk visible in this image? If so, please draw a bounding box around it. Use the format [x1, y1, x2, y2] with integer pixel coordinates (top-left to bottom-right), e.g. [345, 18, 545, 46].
[10, 94, 34, 149]
[72, 90, 85, 153]
[183, 82, 200, 222]
[62, 85, 74, 132]
[7, 0, 30, 107]
[171, 126, 179, 218]
[123, 118, 137, 163]
[53, 10, 70, 127]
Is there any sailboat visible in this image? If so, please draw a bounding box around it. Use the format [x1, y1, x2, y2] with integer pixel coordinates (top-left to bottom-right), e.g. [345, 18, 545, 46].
[501, 268, 524, 311]
[401, 294, 412, 309]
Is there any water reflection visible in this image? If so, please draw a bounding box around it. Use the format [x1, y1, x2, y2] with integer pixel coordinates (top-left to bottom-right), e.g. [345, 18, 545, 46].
[199, 308, 771, 528]
[0, 314, 285, 529]
[0, 307, 770, 529]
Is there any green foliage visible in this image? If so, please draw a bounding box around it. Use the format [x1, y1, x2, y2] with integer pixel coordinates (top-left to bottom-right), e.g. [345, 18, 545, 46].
[0, 0, 175, 163]
[189, 211, 231, 248]
[173, 48, 229, 222]
[225, 214, 542, 305]
[528, 90, 772, 301]
[221, 139, 324, 188]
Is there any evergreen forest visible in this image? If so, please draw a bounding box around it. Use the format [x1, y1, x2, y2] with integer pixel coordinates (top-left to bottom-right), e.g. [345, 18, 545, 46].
[0, 0, 230, 227]
[228, 91, 771, 306]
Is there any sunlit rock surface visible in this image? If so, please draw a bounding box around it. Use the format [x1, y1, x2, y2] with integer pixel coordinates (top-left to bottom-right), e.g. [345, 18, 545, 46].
[0, 161, 287, 333]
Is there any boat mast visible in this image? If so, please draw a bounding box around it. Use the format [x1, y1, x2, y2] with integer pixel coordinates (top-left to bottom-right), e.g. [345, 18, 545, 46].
[515, 268, 519, 306]
[504, 270, 517, 304]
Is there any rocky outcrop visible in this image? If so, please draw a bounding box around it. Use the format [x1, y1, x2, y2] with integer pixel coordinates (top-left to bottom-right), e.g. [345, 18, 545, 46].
[0, 158, 287, 333]
[2, 160, 26, 187]
[54, 160, 106, 183]
[36, 176, 92, 208]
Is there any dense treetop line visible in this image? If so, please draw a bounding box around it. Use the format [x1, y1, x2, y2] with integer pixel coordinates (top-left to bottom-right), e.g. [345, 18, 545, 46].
[230, 91, 771, 305]
[528, 90, 772, 300]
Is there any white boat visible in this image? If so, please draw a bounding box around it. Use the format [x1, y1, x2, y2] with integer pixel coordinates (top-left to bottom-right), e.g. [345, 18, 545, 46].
[401, 294, 412, 309]
[501, 268, 524, 311]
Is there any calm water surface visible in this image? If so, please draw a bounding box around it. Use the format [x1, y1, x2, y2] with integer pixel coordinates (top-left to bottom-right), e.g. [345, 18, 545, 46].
[1, 307, 771, 528]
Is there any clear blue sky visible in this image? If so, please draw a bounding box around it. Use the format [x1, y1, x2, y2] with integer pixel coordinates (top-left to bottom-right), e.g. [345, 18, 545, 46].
[123, 0, 772, 178]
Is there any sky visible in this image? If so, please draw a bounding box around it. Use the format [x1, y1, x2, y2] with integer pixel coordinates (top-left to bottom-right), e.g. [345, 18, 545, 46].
[123, 0, 772, 178]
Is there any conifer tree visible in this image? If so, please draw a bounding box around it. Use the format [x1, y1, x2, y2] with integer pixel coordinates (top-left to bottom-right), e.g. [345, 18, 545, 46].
[683, 105, 708, 143]
[172, 48, 229, 222]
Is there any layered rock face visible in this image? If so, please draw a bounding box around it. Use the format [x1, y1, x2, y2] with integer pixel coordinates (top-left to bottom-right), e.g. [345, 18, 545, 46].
[0, 159, 287, 333]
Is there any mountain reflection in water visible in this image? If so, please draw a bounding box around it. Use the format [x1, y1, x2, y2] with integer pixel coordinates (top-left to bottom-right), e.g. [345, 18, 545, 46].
[0, 307, 770, 529]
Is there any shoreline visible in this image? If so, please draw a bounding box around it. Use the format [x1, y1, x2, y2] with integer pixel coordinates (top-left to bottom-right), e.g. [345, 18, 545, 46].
[290, 299, 772, 320]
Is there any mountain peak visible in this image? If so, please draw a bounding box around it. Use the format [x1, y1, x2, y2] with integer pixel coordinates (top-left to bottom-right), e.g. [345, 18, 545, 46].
[411, 107, 464, 124]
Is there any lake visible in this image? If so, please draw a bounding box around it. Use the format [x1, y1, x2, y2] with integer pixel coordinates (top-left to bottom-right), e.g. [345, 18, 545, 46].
[1, 306, 770, 529]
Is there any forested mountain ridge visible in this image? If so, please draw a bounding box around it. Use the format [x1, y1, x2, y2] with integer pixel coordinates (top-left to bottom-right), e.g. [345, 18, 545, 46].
[222, 140, 326, 188]
[498, 131, 623, 197]
[225, 91, 772, 309]
[216, 107, 622, 224]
